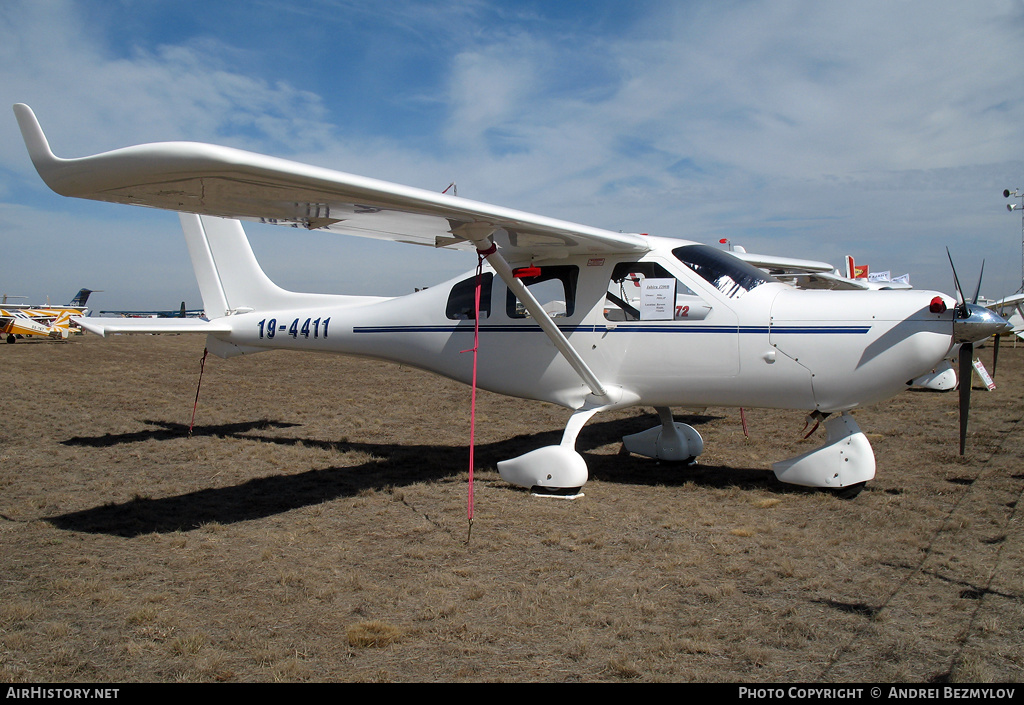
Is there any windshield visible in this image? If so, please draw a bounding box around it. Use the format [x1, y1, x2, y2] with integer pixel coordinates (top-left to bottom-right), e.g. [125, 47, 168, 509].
[672, 244, 775, 299]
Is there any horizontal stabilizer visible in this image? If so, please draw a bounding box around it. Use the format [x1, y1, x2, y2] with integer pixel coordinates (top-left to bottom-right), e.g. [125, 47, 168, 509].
[73, 316, 232, 338]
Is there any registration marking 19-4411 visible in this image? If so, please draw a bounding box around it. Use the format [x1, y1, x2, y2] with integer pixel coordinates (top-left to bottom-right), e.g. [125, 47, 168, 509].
[257, 317, 331, 340]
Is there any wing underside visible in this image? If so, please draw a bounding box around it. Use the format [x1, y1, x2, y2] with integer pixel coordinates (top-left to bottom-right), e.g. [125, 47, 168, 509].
[14, 104, 650, 263]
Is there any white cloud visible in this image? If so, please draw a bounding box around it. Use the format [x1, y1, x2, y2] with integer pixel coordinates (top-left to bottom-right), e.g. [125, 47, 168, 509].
[1, 0, 1023, 306]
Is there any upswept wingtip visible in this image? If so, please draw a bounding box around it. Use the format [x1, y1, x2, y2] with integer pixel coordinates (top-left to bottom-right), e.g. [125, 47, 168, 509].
[12, 103, 78, 196]
[13, 104, 56, 164]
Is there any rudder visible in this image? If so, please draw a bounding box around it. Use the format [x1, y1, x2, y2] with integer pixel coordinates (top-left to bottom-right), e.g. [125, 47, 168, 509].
[180, 214, 291, 317]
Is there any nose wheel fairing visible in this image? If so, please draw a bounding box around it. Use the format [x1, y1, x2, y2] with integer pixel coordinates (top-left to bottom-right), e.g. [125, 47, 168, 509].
[772, 412, 875, 489]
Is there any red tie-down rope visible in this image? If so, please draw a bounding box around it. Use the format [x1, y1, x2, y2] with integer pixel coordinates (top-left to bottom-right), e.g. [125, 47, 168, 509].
[461, 244, 495, 543]
[189, 347, 209, 438]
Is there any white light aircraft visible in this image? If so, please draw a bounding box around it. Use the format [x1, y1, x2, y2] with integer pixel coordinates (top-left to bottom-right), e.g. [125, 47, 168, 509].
[13, 104, 1011, 496]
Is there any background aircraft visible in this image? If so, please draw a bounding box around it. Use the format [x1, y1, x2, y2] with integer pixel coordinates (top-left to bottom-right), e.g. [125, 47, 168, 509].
[713, 242, 914, 293]
[981, 292, 1024, 380]
[100, 302, 203, 318]
[0, 307, 74, 343]
[0, 288, 95, 312]
[0, 288, 96, 343]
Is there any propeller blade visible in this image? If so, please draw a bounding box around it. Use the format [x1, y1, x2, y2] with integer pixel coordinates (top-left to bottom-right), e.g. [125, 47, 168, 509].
[946, 247, 965, 309]
[971, 260, 985, 305]
[992, 333, 1001, 380]
[958, 342, 973, 455]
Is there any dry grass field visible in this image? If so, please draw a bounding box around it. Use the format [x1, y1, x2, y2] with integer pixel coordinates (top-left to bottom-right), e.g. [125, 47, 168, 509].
[1, 332, 1022, 683]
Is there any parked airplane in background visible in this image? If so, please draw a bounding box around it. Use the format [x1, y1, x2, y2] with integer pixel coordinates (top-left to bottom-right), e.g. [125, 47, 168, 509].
[983, 292, 1024, 379]
[717, 243, 914, 292]
[64, 288, 95, 311]
[1, 288, 95, 312]
[101, 302, 203, 318]
[988, 293, 1024, 342]
[0, 288, 96, 343]
[13, 103, 1011, 496]
[1, 307, 75, 343]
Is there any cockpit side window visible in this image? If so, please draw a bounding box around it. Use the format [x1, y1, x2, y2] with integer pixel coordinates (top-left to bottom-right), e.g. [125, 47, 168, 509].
[605, 261, 710, 321]
[506, 265, 578, 319]
[446, 272, 493, 320]
[672, 244, 775, 299]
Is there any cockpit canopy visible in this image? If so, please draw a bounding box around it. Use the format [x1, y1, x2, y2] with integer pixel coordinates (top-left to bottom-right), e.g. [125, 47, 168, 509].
[672, 244, 776, 299]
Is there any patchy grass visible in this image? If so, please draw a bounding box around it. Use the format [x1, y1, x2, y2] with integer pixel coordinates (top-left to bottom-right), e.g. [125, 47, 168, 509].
[0, 334, 1022, 682]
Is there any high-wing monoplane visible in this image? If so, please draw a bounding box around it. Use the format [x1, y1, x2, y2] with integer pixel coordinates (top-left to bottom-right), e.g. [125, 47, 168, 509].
[13, 103, 1011, 495]
[0, 288, 95, 343]
[0, 307, 75, 343]
[0, 288, 95, 313]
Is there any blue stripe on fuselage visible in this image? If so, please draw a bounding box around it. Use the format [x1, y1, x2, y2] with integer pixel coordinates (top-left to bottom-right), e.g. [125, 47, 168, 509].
[353, 325, 872, 335]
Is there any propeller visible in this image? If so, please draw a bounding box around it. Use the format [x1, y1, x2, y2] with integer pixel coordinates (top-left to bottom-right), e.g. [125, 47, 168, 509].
[970, 258, 1005, 380]
[946, 248, 973, 455]
[992, 332, 1000, 380]
[946, 247, 968, 317]
[945, 250, 1012, 454]
[971, 259, 985, 306]
[968, 258, 1002, 382]
[958, 341, 972, 455]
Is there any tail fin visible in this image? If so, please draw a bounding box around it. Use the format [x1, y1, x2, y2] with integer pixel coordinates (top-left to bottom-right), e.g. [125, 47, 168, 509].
[180, 214, 292, 317]
[180, 214, 365, 317]
[68, 288, 94, 307]
[50, 310, 73, 338]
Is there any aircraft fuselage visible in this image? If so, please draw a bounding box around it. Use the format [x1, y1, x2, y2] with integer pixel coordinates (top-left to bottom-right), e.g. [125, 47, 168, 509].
[206, 237, 957, 415]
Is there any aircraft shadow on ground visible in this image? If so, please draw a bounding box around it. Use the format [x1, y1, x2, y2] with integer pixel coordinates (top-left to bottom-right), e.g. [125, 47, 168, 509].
[50, 412, 794, 537]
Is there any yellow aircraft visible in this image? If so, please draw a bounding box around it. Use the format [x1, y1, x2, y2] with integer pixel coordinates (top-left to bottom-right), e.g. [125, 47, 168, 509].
[0, 288, 95, 343]
[1, 308, 76, 343]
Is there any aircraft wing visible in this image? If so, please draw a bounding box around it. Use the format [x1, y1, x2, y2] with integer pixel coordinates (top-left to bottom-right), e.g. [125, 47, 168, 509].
[988, 293, 1024, 312]
[988, 293, 1024, 339]
[733, 252, 915, 291]
[731, 251, 836, 275]
[773, 271, 874, 291]
[73, 316, 232, 338]
[14, 104, 650, 261]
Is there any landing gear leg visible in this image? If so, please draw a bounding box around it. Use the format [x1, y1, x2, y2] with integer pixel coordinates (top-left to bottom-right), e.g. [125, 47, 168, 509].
[497, 407, 601, 498]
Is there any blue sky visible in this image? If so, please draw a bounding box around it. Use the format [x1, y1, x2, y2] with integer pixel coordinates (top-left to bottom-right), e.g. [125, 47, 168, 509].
[2, 0, 1023, 310]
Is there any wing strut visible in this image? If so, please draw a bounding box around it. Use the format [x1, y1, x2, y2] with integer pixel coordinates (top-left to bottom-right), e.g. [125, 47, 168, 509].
[455, 223, 608, 400]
